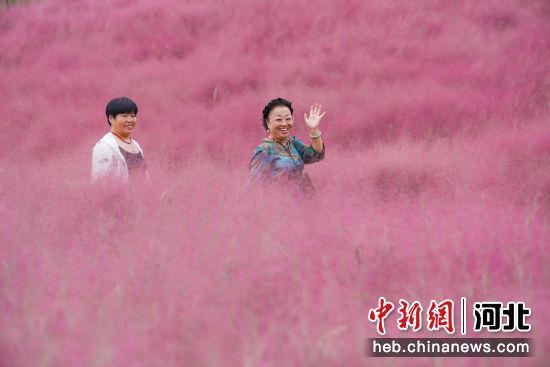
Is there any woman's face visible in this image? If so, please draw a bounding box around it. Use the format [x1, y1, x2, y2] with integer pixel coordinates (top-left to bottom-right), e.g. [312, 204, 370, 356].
[267, 106, 293, 141]
[109, 112, 137, 138]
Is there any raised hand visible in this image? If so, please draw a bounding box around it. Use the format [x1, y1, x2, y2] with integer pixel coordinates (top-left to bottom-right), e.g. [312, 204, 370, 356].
[304, 103, 326, 129]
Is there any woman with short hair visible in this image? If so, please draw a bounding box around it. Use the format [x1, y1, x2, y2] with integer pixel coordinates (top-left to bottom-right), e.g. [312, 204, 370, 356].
[91, 97, 148, 183]
[248, 97, 326, 193]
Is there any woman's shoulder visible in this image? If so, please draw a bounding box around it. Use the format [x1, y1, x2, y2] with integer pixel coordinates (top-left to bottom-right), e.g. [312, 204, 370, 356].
[94, 132, 115, 148]
[251, 139, 275, 156]
[93, 139, 113, 152]
[288, 136, 307, 151]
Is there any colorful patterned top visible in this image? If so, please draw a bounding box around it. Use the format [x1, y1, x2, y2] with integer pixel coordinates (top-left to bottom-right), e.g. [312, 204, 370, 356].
[248, 136, 325, 190]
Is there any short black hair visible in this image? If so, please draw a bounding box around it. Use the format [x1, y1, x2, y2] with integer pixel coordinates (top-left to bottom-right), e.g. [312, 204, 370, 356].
[105, 97, 138, 126]
[262, 97, 293, 130]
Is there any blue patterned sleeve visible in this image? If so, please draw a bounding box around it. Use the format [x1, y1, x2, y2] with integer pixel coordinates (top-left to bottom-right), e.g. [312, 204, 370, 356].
[292, 137, 325, 164]
[248, 146, 274, 183]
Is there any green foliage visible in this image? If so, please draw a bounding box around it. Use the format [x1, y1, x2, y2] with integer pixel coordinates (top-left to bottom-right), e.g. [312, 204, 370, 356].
[3, 0, 33, 8]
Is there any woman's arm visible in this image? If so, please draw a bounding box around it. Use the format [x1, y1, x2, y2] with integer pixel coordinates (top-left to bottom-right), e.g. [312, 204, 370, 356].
[304, 103, 325, 153]
[248, 147, 274, 183]
[91, 142, 115, 184]
[309, 127, 324, 153]
[293, 137, 325, 164]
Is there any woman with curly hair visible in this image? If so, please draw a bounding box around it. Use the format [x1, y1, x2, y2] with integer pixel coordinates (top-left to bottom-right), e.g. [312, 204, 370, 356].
[248, 97, 326, 193]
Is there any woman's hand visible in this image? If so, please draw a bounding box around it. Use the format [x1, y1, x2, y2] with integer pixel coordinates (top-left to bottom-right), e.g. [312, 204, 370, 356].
[304, 103, 326, 129]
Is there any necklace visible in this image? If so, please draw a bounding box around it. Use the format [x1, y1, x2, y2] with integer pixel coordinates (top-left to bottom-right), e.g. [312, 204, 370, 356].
[269, 135, 288, 148]
[278, 139, 290, 151]
[112, 131, 132, 144]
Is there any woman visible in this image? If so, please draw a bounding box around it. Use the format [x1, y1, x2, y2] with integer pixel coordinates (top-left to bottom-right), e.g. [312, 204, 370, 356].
[248, 98, 326, 193]
[91, 97, 148, 184]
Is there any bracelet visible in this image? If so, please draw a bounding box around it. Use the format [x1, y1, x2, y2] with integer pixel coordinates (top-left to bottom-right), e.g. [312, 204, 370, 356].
[310, 130, 322, 139]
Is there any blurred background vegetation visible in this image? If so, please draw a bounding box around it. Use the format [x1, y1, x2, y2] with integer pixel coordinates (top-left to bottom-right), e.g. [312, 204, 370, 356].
[3, 0, 33, 8]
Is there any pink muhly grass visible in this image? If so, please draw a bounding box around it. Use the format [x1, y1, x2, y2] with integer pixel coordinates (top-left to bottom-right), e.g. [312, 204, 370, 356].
[0, 0, 549, 366]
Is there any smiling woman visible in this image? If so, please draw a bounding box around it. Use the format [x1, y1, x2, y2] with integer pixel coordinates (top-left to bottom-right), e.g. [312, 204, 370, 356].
[248, 97, 326, 194]
[91, 97, 148, 184]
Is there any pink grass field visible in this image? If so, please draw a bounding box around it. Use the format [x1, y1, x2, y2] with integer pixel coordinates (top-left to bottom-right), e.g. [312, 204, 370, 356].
[1, 0, 549, 365]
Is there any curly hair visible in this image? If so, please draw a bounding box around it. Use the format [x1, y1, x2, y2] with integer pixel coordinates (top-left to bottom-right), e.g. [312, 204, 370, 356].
[262, 97, 293, 130]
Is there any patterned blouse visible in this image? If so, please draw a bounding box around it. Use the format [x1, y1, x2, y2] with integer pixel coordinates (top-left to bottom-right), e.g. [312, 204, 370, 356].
[248, 136, 325, 191]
